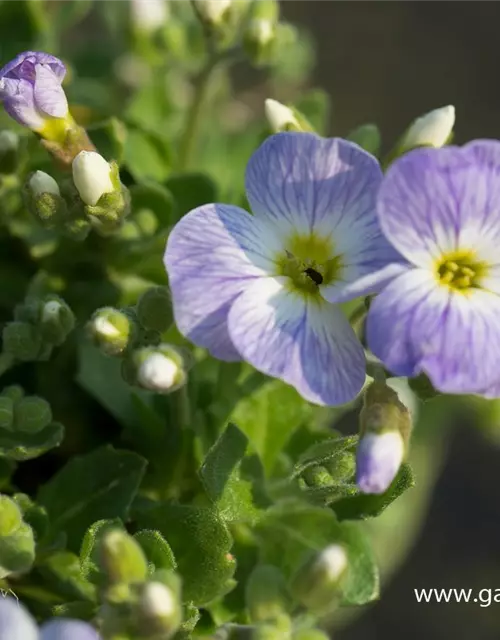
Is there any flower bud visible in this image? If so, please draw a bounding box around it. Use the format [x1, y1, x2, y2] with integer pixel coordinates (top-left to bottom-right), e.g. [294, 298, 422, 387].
[72, 150, 114, 207]
[87, 307, 135, 357]
[14, 396, 52, 434]
[0, 130, 19, 174]
[29, 171, 60, 197]
[99, 529, 149, 586]
[0, 495, 23, 537]
[401, 105, 455, 150]
[264, 99, 301, 133]
[40, 296, 75, 346]
[24, 171, 69, 230]
[244, 0, 279, 65]
[131, 0, 169, 32]
[131, 344, 186, 393]
[290, 544, 348, 614]
[136, 581, 182, 637]
[193, 0, 232, 26]
[246, 565, 289, 624]
[136, 287, 173, 333]
[356, 380, 412, 494]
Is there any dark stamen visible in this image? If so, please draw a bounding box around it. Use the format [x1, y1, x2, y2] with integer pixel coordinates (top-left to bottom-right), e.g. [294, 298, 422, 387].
[304, 268, 323, 285]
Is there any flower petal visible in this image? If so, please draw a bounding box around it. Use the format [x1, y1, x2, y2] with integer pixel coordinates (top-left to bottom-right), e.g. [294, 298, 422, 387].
[245, 132, 383, 237]
[34, 63, 68, 117]
[41, 619, 101, 640]
[378, 146, 484, 267]
[227, 276, 365, 405]
[0, 598, 38, 640]
[367, 268, 500, 393]
[164, 204, 280, 360]
[0, 77, 45, 129]
[0, 51, 66, 80]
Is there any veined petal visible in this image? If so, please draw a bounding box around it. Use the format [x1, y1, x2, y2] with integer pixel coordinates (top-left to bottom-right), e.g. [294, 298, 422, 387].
[378, 146, 480, 267]
[227, 277, 365, 405]
[245, 132, 383, 238]
[164, 204, 280, 360]
[1, 78, 45, 129]
[34, 63, 68, 117]
[367, 268, 500, 393]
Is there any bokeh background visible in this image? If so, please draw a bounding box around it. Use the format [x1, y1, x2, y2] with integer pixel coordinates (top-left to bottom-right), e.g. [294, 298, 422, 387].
[278, 3, 500, 640]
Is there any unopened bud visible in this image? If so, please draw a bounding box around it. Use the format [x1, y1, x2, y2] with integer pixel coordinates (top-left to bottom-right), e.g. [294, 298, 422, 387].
[0, 130, 20, 174]
[290, 544, 348, 614]
[40, 296, 75, 346]
[244, 0, 279, 65]
[193, 0, 232, 26]
[29, 171, 60, 197]
[401, 105, 455, 150]
[136, 581, 182, 637]
[265, 99, 302, 133]
[132, 0, 169, 32]
[88, 307, 135, 357]
[0, 495, 23, 537]
[356, 431, 404, 495]
[246, 565, 289, 624]
[356, 380, 411, 494]
[100, 529, 149, 585]
[72, 150, 114, 206]
[132, 344, 186, 393]
[136, 287, 173, 333]
[14, 396, 52, 434]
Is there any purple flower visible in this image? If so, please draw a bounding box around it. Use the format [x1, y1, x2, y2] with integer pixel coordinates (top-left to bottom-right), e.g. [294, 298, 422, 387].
[366, 141, 500, 396]
[164, 132, 398, 405]
[0, 51, 68, 131]
[0, 597, 101, 640]
[356, 431, 405, 494]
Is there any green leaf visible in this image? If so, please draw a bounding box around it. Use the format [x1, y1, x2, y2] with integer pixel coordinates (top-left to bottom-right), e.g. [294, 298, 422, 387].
[129, 182, 175, 228]
[257, 504, 379, 607]
[0, 522, 35, 579]
[200, 424, 265, 524]
[0, 421, 64, 461]
[137, 503, 236, 606]
[333, 463, 415, 521]
[38, 446, 147, 552]
[87, 118, 127, 164]
[292, 436, 358, 479]
[38, 551, 96, 602]
[230, 380, 315, 476]
[134, 529, 177, 575]
[124, 127, 172, 182]
[165, 173, 217, 222]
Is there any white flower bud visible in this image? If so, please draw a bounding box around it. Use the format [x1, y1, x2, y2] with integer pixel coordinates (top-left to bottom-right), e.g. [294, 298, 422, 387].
[403, 105, 455, 149]
[72, 150, 114, 206]
[319, 544, 349, 583]
[193, 0, 232, 25]
[41, 300, 63, 324]
[140, 582, 176, 619]
[131, 0, 169, 32]
[265, 99, 301, 133]
[138, 353, 180, 392]
[29, 171, 60, 197]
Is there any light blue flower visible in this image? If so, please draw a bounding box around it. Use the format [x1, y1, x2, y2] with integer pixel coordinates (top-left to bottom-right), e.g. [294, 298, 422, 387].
[0, 51, 69, 134]
[0, 597, 101, 640]
[366, 140, 500, 396]
[165, 132, 397, 405]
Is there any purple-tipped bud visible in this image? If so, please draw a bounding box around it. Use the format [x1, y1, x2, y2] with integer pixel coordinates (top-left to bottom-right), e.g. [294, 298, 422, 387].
[0, 51, 68, 132]
[356, 431, 404, 494]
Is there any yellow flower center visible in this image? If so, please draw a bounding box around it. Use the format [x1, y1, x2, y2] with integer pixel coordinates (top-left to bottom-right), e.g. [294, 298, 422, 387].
[436, 250, 488, 293]
[276, 231, 344, 296]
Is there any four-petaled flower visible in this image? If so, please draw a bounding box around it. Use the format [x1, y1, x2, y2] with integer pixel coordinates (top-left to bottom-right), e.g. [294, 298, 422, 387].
[165, 132, 397, 405]
[367, 140, 500, 396]
[0, 51, 68, 134]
